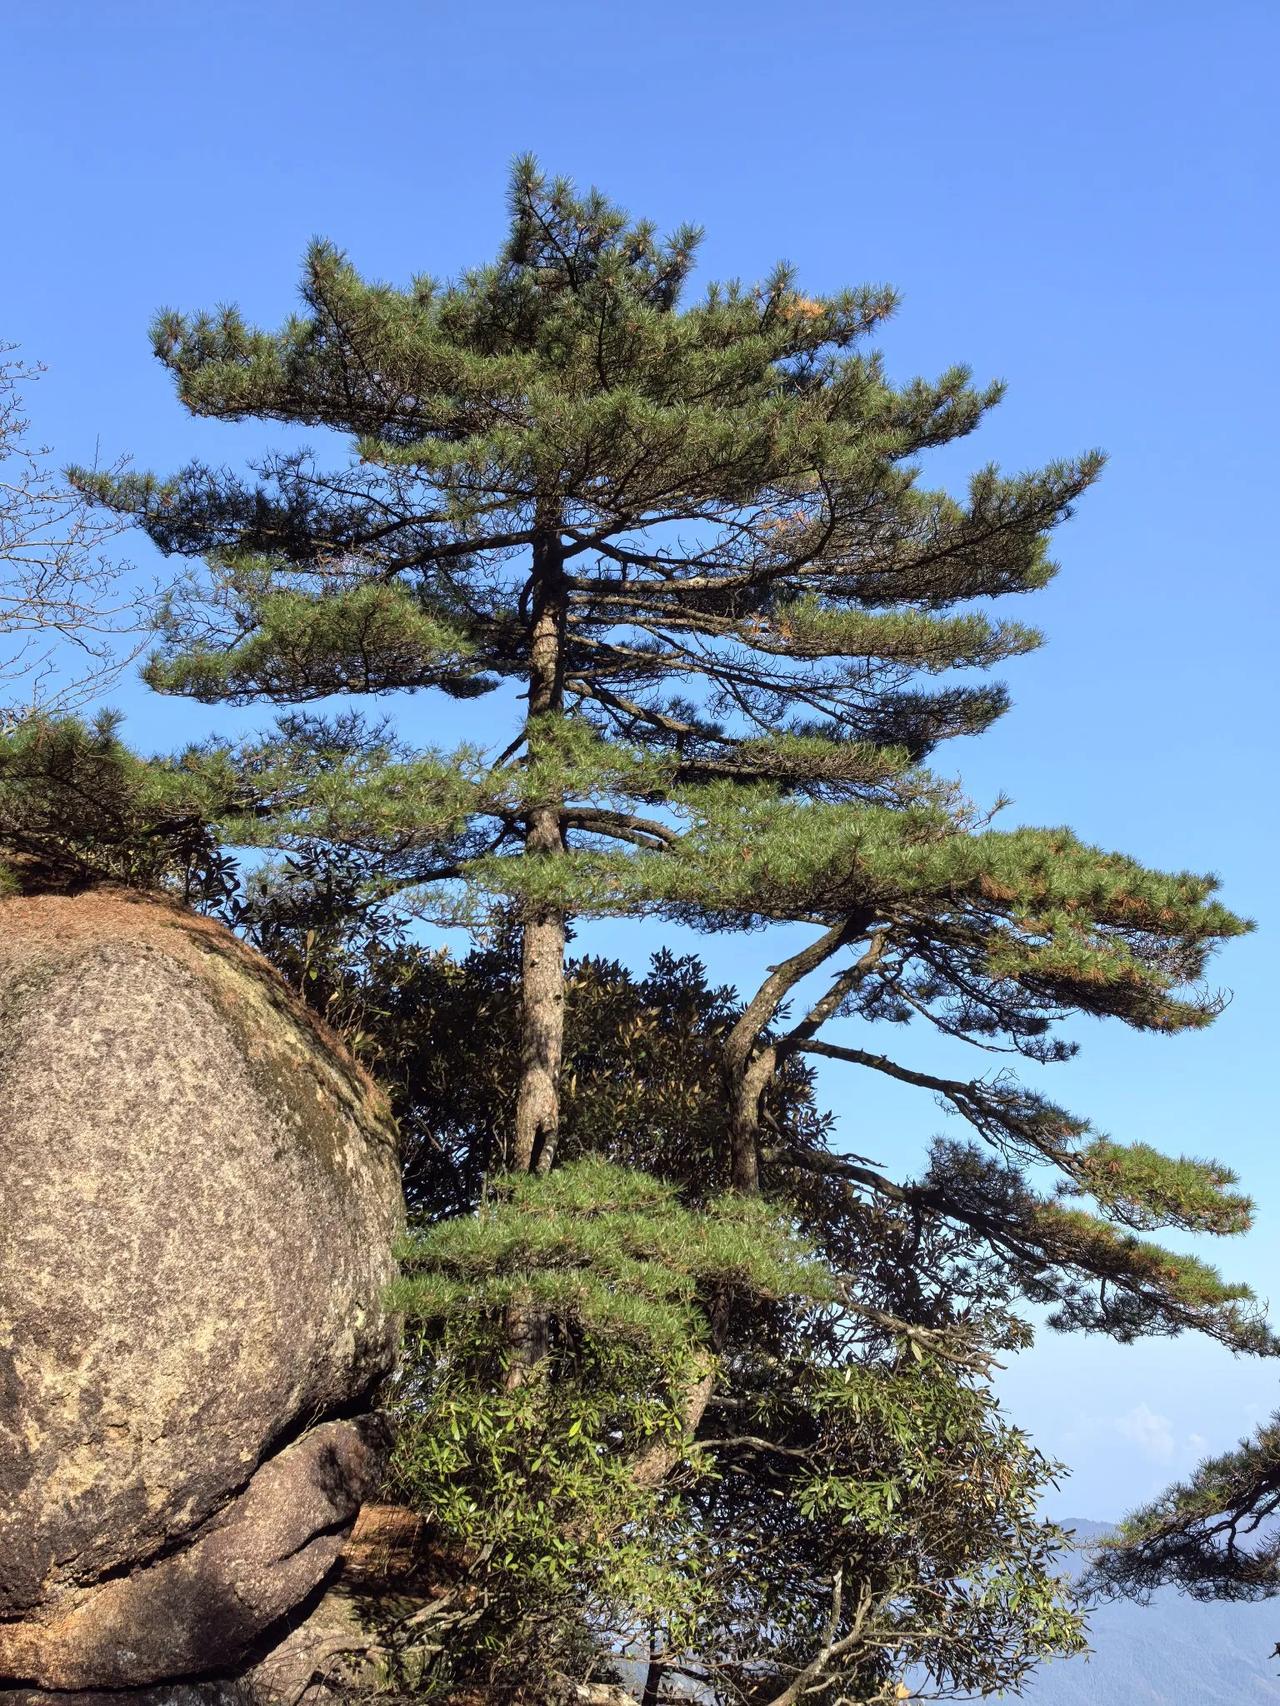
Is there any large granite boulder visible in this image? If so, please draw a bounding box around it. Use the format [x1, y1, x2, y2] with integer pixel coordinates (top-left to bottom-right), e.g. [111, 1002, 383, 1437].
[0, 890, 404, 1689]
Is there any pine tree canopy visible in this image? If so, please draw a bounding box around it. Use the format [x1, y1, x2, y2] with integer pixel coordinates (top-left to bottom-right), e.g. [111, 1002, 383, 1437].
[64, 159, 1261, 1343]
[1092, 1413, 1280, 1606]
[79, 154, 1087, 767]
[42, 159, 1265, 1702]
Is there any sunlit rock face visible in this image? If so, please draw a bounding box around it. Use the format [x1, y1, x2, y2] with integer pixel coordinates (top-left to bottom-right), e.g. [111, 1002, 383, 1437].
[0, 891, 403, 1690]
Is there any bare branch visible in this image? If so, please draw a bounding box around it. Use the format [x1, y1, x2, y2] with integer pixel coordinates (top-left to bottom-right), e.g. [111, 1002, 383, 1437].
[0, 345, 157, 728]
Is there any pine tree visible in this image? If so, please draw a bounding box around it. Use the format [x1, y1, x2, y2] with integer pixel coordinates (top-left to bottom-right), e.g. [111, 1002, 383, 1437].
[77, 160, 1255, 1343]
[77, 155, 1088, 1178]
[0, 709, 237, 899]
[65, 161, 1266, 1700]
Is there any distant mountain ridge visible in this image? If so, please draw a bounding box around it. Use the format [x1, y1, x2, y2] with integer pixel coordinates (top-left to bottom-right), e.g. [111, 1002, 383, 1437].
[1012, 1520, 1280, 1705]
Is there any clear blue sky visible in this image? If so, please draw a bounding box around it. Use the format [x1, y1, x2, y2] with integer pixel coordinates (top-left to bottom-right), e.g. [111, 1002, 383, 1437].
[6, 0, 1277, 1519]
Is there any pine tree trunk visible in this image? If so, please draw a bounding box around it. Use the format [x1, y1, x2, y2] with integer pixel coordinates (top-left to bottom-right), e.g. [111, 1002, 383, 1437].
[729, 1036, 789, 1193]
[728, 1069, 767, 1194]
[513, 518, 567, 1176]
[722, 917, 874, 1195]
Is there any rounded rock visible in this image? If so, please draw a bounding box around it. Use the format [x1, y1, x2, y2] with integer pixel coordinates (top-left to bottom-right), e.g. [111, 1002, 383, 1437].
[0, 890, 403, 1683]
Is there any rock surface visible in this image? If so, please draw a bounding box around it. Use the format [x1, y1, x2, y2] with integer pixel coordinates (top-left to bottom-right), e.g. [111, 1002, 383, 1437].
[0, 1505, 445, 1706]
[0, 1419, 387, 1688]
[0, 890, 403, 1687]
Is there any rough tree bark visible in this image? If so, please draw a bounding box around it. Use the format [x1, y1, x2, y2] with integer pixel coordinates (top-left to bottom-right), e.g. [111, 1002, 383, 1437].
[512, 516, 568, 1177]
[723, 915, 882, 1194]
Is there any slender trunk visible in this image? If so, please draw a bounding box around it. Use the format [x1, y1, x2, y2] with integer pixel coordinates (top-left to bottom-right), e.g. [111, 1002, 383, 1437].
[629, 1348, 716, 1490]
[722, 916, 879, 1194]
[513, 516, 568, 1177]
[640, 1651, 667, 1706]
[505, 520, 568, 1394]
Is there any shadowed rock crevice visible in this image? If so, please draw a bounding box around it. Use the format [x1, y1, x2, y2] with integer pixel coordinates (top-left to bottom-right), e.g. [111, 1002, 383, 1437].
[0, 1417, 389, 1690]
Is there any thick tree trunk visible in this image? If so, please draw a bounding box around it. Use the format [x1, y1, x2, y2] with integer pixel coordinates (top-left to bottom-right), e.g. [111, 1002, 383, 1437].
[506, 522, 569, 1396]
[513, 878, 565, 1174]
[512, 517, 568, 1177]
[728, 1055, 772, 1193]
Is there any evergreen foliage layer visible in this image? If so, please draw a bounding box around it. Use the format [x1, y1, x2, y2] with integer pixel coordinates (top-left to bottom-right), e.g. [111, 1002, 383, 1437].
[1093, 1416, 1280, 1609]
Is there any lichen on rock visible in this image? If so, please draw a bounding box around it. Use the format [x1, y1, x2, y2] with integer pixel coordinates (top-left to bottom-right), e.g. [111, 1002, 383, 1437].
[0, 889, 405, 1690]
